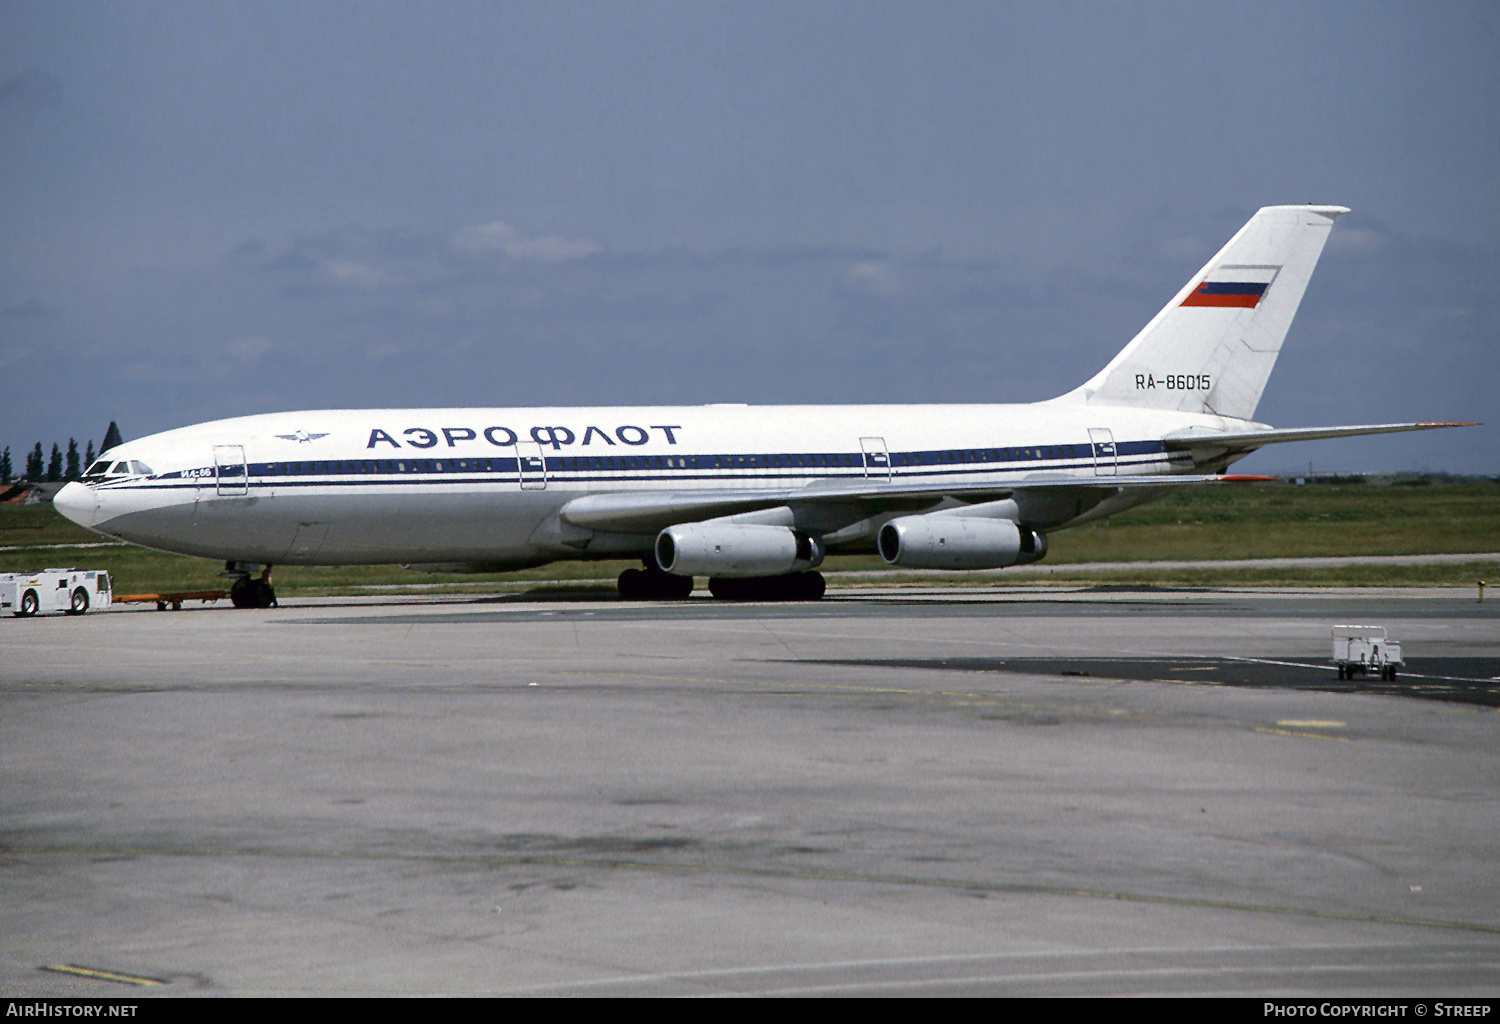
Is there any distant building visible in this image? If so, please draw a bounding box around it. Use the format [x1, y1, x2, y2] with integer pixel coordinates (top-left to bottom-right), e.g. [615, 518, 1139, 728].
[0, 481, 48, 505]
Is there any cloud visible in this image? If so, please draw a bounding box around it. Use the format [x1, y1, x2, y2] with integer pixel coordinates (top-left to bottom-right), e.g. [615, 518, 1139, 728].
[1327, 227, 1384, 256]
[321, 260, 402, 290]
[842, 260, 904, 300]
[250, 221, 603, 302]
[450, 221, 602, 262]
[223, 336, 276, 363]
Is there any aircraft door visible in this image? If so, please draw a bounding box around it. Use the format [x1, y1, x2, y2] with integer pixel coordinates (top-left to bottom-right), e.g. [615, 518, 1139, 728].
[214, 445, 249, 495]
[516, 442, 547, 490]
[1088, 428, 1118, 477]
[860, 437, 892, 482]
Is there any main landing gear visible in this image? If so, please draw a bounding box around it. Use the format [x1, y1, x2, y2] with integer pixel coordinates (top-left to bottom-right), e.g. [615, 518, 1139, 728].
[615, 563, 826, 602]
[708, 572, 825, 602]
[617, 563, 694, 601]
[226, 563, 278, 609]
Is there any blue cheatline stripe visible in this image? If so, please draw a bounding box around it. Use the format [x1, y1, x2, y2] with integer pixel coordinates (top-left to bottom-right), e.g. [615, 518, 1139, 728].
[130, 439, 1171, 490]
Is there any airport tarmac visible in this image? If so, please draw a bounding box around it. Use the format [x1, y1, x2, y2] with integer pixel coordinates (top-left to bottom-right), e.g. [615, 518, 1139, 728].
[3, 585, 1498, 996]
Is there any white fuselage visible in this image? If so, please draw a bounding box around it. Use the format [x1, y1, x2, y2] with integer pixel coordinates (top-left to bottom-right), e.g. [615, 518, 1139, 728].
[55, 401, 1240, 569]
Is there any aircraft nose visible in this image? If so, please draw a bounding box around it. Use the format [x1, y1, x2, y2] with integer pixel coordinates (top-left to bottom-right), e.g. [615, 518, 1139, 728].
[54, 481, 100, 530]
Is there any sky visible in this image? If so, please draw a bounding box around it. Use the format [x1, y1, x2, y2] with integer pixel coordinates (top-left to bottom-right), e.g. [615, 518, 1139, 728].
[2, 0, 1496, 475]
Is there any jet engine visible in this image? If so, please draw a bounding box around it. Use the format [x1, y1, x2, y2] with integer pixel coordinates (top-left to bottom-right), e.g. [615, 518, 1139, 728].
[655, 523, 825, 578]
[877, 515, 1047, 570]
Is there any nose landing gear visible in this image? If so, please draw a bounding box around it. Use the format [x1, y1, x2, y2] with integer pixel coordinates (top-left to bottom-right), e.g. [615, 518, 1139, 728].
[226, 563, 278, 608]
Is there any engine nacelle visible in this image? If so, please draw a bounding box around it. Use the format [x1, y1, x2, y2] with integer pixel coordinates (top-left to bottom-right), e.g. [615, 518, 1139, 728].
[656, 523, 825, 578]
[877, 516, 1047, 570]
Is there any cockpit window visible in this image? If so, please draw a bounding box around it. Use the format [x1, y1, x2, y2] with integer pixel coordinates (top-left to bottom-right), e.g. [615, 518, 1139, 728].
[83, 459, 152, 480]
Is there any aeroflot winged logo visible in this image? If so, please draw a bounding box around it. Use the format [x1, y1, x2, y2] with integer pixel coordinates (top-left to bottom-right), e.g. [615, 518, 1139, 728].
[275, 430, 331, 443]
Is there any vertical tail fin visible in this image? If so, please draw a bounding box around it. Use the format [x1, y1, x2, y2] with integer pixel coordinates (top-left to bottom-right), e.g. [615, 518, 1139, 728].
[1061, 205, 1348, 421]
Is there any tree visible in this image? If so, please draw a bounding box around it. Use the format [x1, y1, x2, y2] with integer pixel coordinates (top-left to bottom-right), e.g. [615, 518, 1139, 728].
[26, 443, 43, 482]
[84, 440, 95, 468]
[47, 444, 63, 482]
[66, 438, 80, 480]
[0, 447, 11, 482]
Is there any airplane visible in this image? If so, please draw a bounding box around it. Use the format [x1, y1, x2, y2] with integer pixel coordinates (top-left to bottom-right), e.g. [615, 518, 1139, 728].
[54, 205, 1473, 606]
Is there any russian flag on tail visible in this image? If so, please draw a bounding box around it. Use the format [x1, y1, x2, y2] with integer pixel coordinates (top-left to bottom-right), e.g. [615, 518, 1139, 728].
[1181, 281, 1267, 307]
[1181, 264, 1281, 308]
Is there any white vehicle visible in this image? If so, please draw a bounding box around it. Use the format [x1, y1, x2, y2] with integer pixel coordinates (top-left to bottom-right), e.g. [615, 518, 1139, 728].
[1332, 625, 1402, 681]
[2, 568, 113, 617]
[53, 205, 1474, 604]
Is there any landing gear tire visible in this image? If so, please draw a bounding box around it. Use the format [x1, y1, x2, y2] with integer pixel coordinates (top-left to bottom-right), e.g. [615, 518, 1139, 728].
[230, 576, 276, 609]
[67, 588, 89, 615]
[230, 577, 251, 608]
[617, 568, 647, 600]
[617, 565, 694, 601]
[708, 572, 825, 602]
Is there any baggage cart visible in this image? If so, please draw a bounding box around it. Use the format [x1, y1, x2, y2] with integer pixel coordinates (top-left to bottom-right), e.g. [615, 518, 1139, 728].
[1332, 624, 1402, 681]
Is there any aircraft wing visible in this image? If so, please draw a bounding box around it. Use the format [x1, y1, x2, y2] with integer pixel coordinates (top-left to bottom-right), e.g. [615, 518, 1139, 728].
[1164, 421, 1478, 451]
[560, 419, 1479, 534]
[557, 473, 1260, 534]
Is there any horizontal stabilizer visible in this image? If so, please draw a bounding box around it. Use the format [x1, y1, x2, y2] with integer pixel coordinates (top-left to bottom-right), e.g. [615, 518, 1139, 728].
[1164, 421, 1478, 452]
